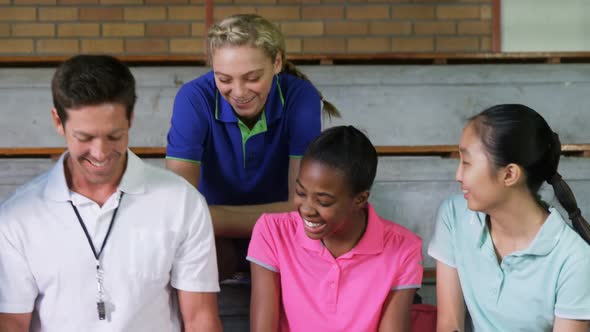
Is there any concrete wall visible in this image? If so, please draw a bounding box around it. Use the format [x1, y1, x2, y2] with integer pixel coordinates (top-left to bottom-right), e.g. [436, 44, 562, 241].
[502, 0, 590, 52]
[3, 64, 590, 147]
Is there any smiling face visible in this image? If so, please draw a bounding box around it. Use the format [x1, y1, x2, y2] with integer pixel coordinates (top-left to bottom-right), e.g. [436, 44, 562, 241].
[294, 159, 367, 242]
[52, 103, 131, 192]
[456, 123, 507, 212]
[211, 45, 281, 126]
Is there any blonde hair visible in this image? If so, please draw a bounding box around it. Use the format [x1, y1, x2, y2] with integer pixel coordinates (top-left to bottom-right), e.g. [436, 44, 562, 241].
[207, 14, 340, 118]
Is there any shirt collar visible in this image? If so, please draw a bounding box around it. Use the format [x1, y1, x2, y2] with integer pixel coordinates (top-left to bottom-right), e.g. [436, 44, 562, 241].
[516, 208, 564, 256]
[43, 152, 71, 202]
[264, 74, 285, 126]
[295, 203, 385, 256]
[472, 210, 488, 248]
[214, 74, 285, 125]
[215, 89, 239, 123]
[43, 149, 145, 202]
[117, 149, 145, 195]
[473, 207, 565, 256]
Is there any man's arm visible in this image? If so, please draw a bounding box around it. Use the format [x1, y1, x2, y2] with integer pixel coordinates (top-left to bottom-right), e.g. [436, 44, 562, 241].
[0, 313, 32, 332]
[435, 261, 465, 332]
[378, 288, 415, 332]
[250, 263, 280, 332]
[177, 291, 222, 332]
[167, 158, 301, 238]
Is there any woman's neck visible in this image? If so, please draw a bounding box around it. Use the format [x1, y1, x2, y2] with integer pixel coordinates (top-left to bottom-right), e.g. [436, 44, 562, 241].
[322, 208, 368, 258]
[487, 192, 549, 260]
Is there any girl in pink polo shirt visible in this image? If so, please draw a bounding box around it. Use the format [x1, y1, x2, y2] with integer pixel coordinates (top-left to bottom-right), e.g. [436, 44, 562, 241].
[247, 126, 424, 331]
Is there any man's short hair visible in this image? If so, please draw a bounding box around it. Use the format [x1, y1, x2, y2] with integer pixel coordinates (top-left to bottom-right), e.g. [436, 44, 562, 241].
[51, 54, 137, 124]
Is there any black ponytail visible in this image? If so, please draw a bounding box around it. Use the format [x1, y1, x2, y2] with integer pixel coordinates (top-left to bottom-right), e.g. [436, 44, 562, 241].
[546, 135, 590, 245]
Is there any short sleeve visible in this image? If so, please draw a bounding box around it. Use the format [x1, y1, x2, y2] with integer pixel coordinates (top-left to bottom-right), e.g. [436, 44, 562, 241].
[166, 82, 211, 163]
[392, 241, 424, 290]
[554, 257, 590, 320]
[427, 197, 457, 268]
[285, 78, 322, 157]
[0, 219, 38, 313]
[170, 188, 219, 292]
[247, 214, 280, 273]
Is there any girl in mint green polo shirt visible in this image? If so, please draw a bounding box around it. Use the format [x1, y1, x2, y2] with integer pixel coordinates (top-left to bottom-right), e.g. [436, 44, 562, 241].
[429, 104, 590, 332]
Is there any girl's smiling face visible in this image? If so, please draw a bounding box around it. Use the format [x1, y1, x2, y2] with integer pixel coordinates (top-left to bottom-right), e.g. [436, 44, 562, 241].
[294, 159, 367, 242]
[456, 122, 507, 213]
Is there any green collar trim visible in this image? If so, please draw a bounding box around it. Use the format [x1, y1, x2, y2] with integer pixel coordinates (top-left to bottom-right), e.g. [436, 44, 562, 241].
[238, 111, 267, 167]
[215, 89, 219, 120]
[276, 75, 285, 106]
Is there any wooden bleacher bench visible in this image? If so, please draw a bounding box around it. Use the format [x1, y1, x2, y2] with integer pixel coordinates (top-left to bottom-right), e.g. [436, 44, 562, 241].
[3, 52, 590, 67]
[1, 144, 590, 159]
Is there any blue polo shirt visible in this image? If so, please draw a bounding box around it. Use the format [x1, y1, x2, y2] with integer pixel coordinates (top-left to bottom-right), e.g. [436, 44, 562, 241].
[428, 195, 590, 331]
[166, 71, 321, 205]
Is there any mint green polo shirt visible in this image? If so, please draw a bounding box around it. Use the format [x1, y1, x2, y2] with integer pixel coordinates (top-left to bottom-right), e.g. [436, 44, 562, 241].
[428, 194, 590, 331]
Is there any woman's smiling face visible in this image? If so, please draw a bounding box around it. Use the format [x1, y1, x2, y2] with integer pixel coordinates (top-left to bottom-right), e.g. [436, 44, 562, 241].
[211, 45, 281, 126]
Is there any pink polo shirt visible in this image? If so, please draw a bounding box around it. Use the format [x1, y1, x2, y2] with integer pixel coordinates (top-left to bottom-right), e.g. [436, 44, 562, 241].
[247, 203, 423, 332]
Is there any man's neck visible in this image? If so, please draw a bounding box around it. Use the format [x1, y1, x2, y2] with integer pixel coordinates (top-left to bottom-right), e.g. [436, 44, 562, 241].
[64, 155, 126, 207]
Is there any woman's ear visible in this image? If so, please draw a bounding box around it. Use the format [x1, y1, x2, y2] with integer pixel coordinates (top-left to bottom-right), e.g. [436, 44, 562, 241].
[502, 163, 523, 187]
[354, 191, 370, 208]
[273, 53, 282, 75]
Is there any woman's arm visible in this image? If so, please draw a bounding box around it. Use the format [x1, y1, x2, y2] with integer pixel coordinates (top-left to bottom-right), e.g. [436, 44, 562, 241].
[553, 317, 590, 332]
[167, 158, 301, 238]
[166, 159, 200, 188]
[378, 288, 416, 332]
[250, 263, 281, 332]
[436, 261, 465, 332]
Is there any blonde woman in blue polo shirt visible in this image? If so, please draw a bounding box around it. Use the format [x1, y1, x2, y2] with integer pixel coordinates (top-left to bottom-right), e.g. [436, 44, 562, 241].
[429, 104, 590, 331]
[165, 14, 339, 279]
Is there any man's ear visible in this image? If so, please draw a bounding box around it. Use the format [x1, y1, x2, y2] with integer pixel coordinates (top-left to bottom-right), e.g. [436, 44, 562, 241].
[354, 190, 370, 208]
[502, 163, 523, 187]
[128, 111, 135, 129]
[51, 108, 65, 136]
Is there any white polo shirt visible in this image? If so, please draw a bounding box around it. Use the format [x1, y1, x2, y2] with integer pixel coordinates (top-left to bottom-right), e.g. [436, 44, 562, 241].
[0, 150, 219, 332]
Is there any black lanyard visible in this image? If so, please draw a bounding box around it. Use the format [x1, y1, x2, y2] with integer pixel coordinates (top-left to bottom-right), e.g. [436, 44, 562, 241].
[69, 192, 124, 320]
[69, 192, 124, 266]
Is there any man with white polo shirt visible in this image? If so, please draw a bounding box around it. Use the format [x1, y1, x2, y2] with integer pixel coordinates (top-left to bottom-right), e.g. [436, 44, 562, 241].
[0, 55, 222, 332]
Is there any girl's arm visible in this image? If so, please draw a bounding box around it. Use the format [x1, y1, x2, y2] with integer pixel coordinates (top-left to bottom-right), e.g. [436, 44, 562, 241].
[436, 261, 465, 332]
[250, 263, 281, 332]
[378, 288, 416, 332]
[553, 318, 590, 332]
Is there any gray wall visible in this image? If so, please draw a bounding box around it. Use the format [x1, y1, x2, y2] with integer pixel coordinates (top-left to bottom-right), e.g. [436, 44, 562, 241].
[2, 63, 590, 270]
